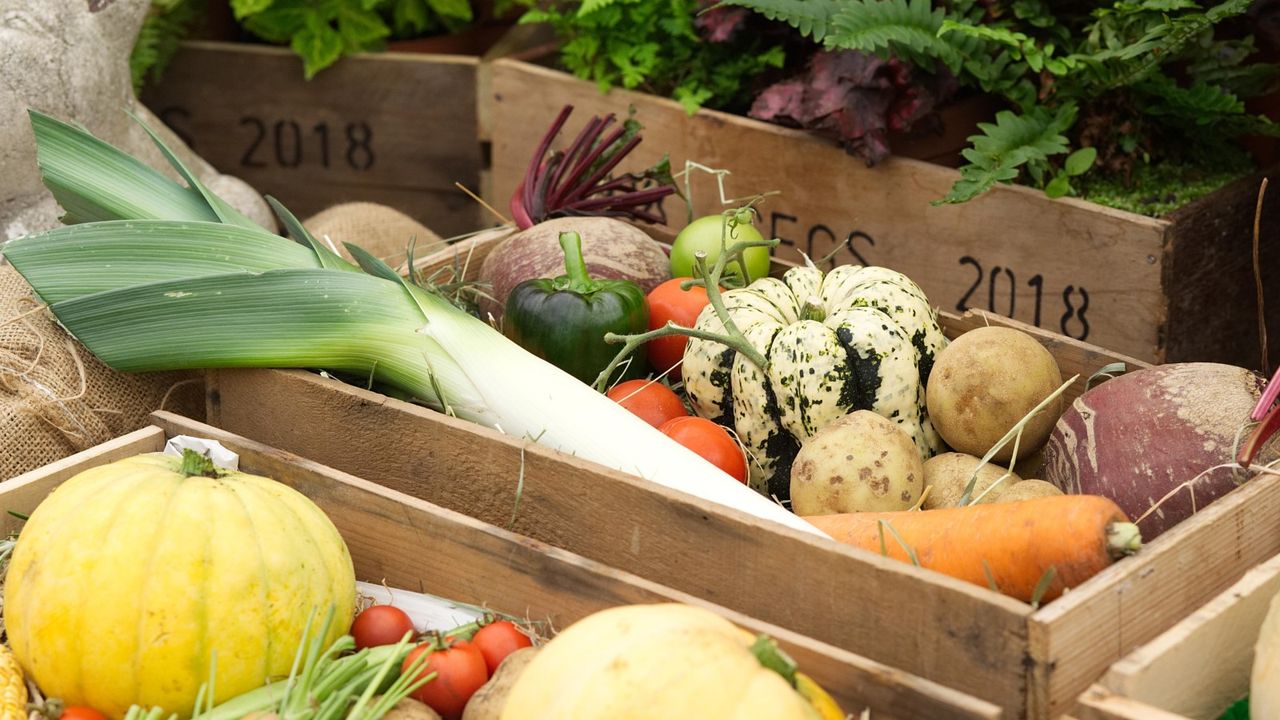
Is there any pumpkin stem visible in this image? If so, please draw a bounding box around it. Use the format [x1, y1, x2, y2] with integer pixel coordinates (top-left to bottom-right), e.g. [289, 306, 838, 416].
[749, 634, 798, 688]
[801, 297, 826, 322]
[179, 449, 220, 478]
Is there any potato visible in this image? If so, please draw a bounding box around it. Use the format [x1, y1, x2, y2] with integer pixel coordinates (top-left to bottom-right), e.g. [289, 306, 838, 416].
[926, 326, 1064, 463]
[462, 646, 539, 720]
[994, 479, 1063, 503]
[383, 698, 442, 720]
[790, 410, 924, 515]
[921, 453, 1021, 509]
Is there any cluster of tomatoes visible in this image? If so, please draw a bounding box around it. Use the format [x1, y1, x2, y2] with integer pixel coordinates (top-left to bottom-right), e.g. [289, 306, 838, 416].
[351, 605, 533, 720]
[605, 276, 748, 485]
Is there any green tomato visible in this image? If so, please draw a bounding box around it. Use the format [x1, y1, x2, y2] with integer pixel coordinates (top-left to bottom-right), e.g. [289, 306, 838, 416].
[670, 213, 772, 284]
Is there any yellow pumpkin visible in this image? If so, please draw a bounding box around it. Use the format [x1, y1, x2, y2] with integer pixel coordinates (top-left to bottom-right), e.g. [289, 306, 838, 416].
[500, 604, 833, 719]
[3, 452, 356, 719]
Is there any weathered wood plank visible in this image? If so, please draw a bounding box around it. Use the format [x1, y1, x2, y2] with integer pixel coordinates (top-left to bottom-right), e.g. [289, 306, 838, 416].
[142, 41, 482, 236]
[1075, 687, 1188, 720]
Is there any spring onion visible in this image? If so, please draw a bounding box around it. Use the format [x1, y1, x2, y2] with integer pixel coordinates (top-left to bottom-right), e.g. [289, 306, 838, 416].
[1, 111, 825, 538]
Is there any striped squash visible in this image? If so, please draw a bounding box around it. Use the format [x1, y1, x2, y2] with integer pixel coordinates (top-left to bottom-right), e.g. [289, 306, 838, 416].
[682, 264, 947, 503]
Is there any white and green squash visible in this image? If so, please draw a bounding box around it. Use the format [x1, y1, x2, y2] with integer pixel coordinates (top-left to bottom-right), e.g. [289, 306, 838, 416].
[682, 264, 948, 503]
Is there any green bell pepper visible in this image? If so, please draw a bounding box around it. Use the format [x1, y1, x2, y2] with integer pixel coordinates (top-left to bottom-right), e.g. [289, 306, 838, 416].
[503, 231, 650, 386]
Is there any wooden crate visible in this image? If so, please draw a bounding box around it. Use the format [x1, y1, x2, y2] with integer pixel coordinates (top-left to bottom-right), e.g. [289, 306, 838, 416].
[141, 41, 483, 237]
[0, 411, 1001, 720]
[482, 58, 1280, 369]
[200, 231, 1280, 718]
[1075, 553, 1280, 720]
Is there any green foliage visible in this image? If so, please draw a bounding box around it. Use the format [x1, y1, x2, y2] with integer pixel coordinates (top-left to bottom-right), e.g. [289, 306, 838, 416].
[230, 0, 476, 78]
[130, 0, 207, 92]
[719, 0, 842, 42]
[519, 0, 786, 115]
[730, 0, 1280, 206]
[939, 104, 1076, 204]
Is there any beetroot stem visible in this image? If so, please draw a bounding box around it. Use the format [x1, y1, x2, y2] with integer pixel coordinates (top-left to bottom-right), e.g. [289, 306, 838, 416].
[554, 125, 632, 206]
[521, 106, 574, 228]
[562, 135, 645, 206]
[565, 186, 675, 211]
[547, 115, 610, 208]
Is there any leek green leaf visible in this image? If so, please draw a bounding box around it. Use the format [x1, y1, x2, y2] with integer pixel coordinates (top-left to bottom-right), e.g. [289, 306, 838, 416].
[1, 220, 328, 305]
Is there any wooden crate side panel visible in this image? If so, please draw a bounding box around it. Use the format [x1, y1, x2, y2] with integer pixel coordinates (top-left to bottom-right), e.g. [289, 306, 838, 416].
[1100, 554, 1280, 719]
[142, 42, 482, 236]
[146, 413, 1002, 720]
[488, 60, 1168, 363]
[1031, 472, 1280, 717]
[1161, 168, 1280, 370]
[1075, 687, 1191, 720]
[206, 368, 1033, 717]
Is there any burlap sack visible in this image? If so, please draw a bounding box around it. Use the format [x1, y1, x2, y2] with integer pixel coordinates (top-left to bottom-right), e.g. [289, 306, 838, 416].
[0, 263, 203, 479]
[303, 202, 446, 265]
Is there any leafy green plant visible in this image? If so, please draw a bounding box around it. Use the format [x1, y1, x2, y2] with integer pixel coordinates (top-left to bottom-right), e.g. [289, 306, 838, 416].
[130, 0, 208, 92]
[231, 0, 477, 78]
[517, 0, 789, 114]
[723, 0, 1280, 205]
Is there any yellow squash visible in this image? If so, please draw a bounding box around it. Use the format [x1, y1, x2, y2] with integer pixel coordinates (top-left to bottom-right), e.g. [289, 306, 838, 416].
[500, 604, 836, 719]
[4, 452, 356, 719]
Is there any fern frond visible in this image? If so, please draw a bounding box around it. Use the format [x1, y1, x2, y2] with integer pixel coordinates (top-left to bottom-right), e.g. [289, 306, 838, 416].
[936, 104, 1076, 205]
[820, 0, 975, 71]
[578, 0, 621, 16]
[714, 0, 842, 42]
[1077, 0, 1255, 90]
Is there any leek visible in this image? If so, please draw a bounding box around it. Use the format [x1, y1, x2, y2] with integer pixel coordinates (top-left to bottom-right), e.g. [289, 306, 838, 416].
[2, 110, 826, 537]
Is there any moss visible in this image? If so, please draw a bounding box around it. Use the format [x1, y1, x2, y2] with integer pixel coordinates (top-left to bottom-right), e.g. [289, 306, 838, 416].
[1075, 149, 1257, 217]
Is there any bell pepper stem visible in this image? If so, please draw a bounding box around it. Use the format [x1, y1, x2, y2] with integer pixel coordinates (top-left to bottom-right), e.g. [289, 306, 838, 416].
[557, 231, 601, 295]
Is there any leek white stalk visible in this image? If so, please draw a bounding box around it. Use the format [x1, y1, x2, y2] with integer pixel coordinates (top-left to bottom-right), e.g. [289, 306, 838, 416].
[3, 110, 827, 537]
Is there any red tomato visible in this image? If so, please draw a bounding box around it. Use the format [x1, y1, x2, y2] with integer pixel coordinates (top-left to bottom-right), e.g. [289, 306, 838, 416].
[645, 278, 711, 380]
[471, 620, 534, 674]
[659, 416, 748, 484]
[403, 639, 490, 720]
[605, 379, 688, 428]
[60, 708, 107, 720]
[350, 604, 415, 650]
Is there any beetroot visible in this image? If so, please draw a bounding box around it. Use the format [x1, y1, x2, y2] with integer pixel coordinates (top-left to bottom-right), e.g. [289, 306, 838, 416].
[1043, 363, 1278, 540]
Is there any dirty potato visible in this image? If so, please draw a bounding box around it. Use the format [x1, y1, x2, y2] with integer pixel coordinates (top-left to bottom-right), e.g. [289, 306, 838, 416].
[922, 452, 1021, 509]
[994, 479, 1063, 503]
[790, 410, 924, 515]
[925, 326, 1064, 463]
[462, 646, 539, 720]
[382, 698, 442, 720]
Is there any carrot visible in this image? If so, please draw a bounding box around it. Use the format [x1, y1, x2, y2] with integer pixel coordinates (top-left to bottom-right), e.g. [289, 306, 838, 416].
[803, 495, 1142, 603]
